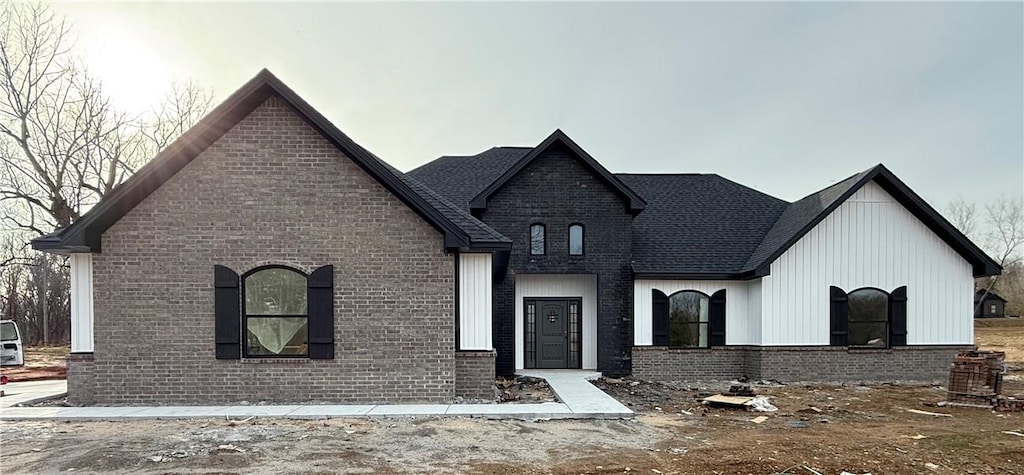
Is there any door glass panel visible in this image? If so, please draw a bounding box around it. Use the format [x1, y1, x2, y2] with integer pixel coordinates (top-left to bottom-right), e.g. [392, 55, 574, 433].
[568, 302, 580, 368]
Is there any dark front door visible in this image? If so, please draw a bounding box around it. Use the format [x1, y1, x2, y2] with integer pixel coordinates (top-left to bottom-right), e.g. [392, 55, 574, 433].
[525, 298, 582, 369]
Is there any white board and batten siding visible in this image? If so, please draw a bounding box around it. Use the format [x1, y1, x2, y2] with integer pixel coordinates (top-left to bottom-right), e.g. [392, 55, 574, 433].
[70, 253, 95, 353]
[633, 280, 761, 346]
[514, 274, 598, 370]
[760, 181, 974, 346]
[458, 253, 493, 350]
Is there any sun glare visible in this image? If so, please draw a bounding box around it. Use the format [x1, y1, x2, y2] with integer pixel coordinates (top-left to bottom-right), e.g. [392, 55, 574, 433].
[85, 32, 172, 116]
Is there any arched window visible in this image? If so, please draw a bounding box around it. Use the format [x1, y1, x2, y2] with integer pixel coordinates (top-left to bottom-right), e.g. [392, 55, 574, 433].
[530, 224, 545, 255]
[652, 289, 726, 348]
[568, 224, 584, 256]
[830, 285, 908, 348]
[243, 266, 308, 357]
[669, 290, 710, 348]
[847, 287, 889, 348]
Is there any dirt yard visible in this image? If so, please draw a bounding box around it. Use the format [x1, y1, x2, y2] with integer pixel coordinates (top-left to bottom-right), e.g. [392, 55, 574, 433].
[0, 320, 1021, 474]
[975, 317, 1024, 368]
[0, 345, 68, 382]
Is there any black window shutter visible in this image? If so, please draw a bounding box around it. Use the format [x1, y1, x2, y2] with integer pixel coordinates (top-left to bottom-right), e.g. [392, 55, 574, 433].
[214, 265, 241, 360]
[709, 289, 727, 346]
[652, 289, 669, 346]
[829, 286, 849, 346]
[890, 286, 908, 347]
[307, 265, 335, 359]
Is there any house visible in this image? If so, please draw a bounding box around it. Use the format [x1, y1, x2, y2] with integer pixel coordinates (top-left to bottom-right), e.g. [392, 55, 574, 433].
[974, 290, 1008, 318]
[32, 70, 1000, 406]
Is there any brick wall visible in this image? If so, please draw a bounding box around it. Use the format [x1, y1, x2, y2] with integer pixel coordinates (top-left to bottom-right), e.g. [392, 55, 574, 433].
[455, 350, 496, 400]
[66, 353, 95, 406]
[83, 96, 455, 405]
[481, 143, 634, 377]
[632, 345, 972, 383]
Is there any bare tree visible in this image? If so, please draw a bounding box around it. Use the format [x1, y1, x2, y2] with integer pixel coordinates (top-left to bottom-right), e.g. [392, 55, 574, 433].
[946, 197, 978, 243]
[0, 3, 211, 234]
[975, 196, 1024, 314]
[0, 3, 211, 345]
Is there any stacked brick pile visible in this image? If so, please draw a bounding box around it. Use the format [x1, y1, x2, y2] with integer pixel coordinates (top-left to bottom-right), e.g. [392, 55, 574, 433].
[947, 350, 1003, 404]
[946, 350, 1005, 407]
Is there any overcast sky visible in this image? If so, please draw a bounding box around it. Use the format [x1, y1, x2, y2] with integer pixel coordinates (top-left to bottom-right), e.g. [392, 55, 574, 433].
[53, 1, 1022, 207]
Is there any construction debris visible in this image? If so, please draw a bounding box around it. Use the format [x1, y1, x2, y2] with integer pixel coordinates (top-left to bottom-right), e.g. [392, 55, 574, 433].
[727, 385, 756, 397]
[907, 409, 953, 418]
[702, 394, 754, 407]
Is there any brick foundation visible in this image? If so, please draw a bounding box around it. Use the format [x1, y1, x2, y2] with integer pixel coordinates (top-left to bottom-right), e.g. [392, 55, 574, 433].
[455, 350, 497, 400]
[66, 352, 95, 406]
[632, 345, 973, 383]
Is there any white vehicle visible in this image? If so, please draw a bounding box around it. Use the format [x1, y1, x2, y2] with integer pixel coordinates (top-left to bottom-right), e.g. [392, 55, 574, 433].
[0, 320, 24, 367]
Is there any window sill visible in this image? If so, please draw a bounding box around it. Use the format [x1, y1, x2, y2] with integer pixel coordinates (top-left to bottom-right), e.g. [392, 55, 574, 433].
[238, 358, 311, 364]
[846, 346, 893, 353]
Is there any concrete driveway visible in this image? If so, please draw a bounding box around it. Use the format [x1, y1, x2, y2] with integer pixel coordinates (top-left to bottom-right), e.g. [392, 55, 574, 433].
[0, 380, 67, 408]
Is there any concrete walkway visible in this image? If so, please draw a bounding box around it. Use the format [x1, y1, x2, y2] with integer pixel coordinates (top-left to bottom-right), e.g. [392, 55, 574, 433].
[0, 371, 631, 421]
[0, 380, 67, 408]
[519, 369, 632, 415]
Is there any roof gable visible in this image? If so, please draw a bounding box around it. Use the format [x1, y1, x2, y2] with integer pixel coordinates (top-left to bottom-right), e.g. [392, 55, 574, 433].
[31, 69, 510, 253]
[975, 290, 1007, 302]
[467, 130, 646, 214]
[745, 164, 1000, 277]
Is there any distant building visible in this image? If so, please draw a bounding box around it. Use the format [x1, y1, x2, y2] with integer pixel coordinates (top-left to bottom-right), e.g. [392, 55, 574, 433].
[974, 290, 1008, 318]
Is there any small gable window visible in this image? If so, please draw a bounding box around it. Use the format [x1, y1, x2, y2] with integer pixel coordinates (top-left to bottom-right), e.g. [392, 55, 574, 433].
[569, 224, 584, 256]
[245, 267, 308, 357]
[652, 289, 726, 348]
[530, 224, 546, 255]
[830, 285, 907, 348]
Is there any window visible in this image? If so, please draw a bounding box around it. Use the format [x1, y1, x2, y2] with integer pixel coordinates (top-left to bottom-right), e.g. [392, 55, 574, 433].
[652, 289, 726, 347]
[847, 288, 889, 347]
[990, 303, 997, 314]
[669, 291, 709, 348]
[214, 264, 334, 360]
[568, 224, 584, 256]
[530, 224, 545, 255]
[830, 285, 907, 348]
[244, 267, 308, 357]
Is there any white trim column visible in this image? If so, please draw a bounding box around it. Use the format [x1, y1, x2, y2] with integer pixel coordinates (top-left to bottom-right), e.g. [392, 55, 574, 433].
[70, 253, 94, 353]
[458, 253, 493, 350]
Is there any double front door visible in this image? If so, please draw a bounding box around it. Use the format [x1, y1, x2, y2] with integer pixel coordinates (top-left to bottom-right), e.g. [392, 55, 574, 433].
[524, 298, 581, 369]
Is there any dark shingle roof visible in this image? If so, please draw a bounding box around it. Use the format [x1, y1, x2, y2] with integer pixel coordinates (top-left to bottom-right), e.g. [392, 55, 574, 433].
[742, 170, 869, 272]
[407, 151, 1001, 278]
[373, 155, 510, 245]
[408, 147, 531, 208]
[617, 174, 789, 276]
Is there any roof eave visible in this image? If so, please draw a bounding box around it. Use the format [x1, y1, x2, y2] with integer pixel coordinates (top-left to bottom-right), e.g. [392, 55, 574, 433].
[632, 270, 761, 281]
[36, 69, 484, 255]
[750, 164, 1003, 278]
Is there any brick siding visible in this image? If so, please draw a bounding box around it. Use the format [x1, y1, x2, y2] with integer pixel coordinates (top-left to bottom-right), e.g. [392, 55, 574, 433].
[66, 353, 95, 406]
[481, 143, 634, 377]
[455, 350, 497, 400]
[81, 96, 455, 405]
[632, 345, 973, 383]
